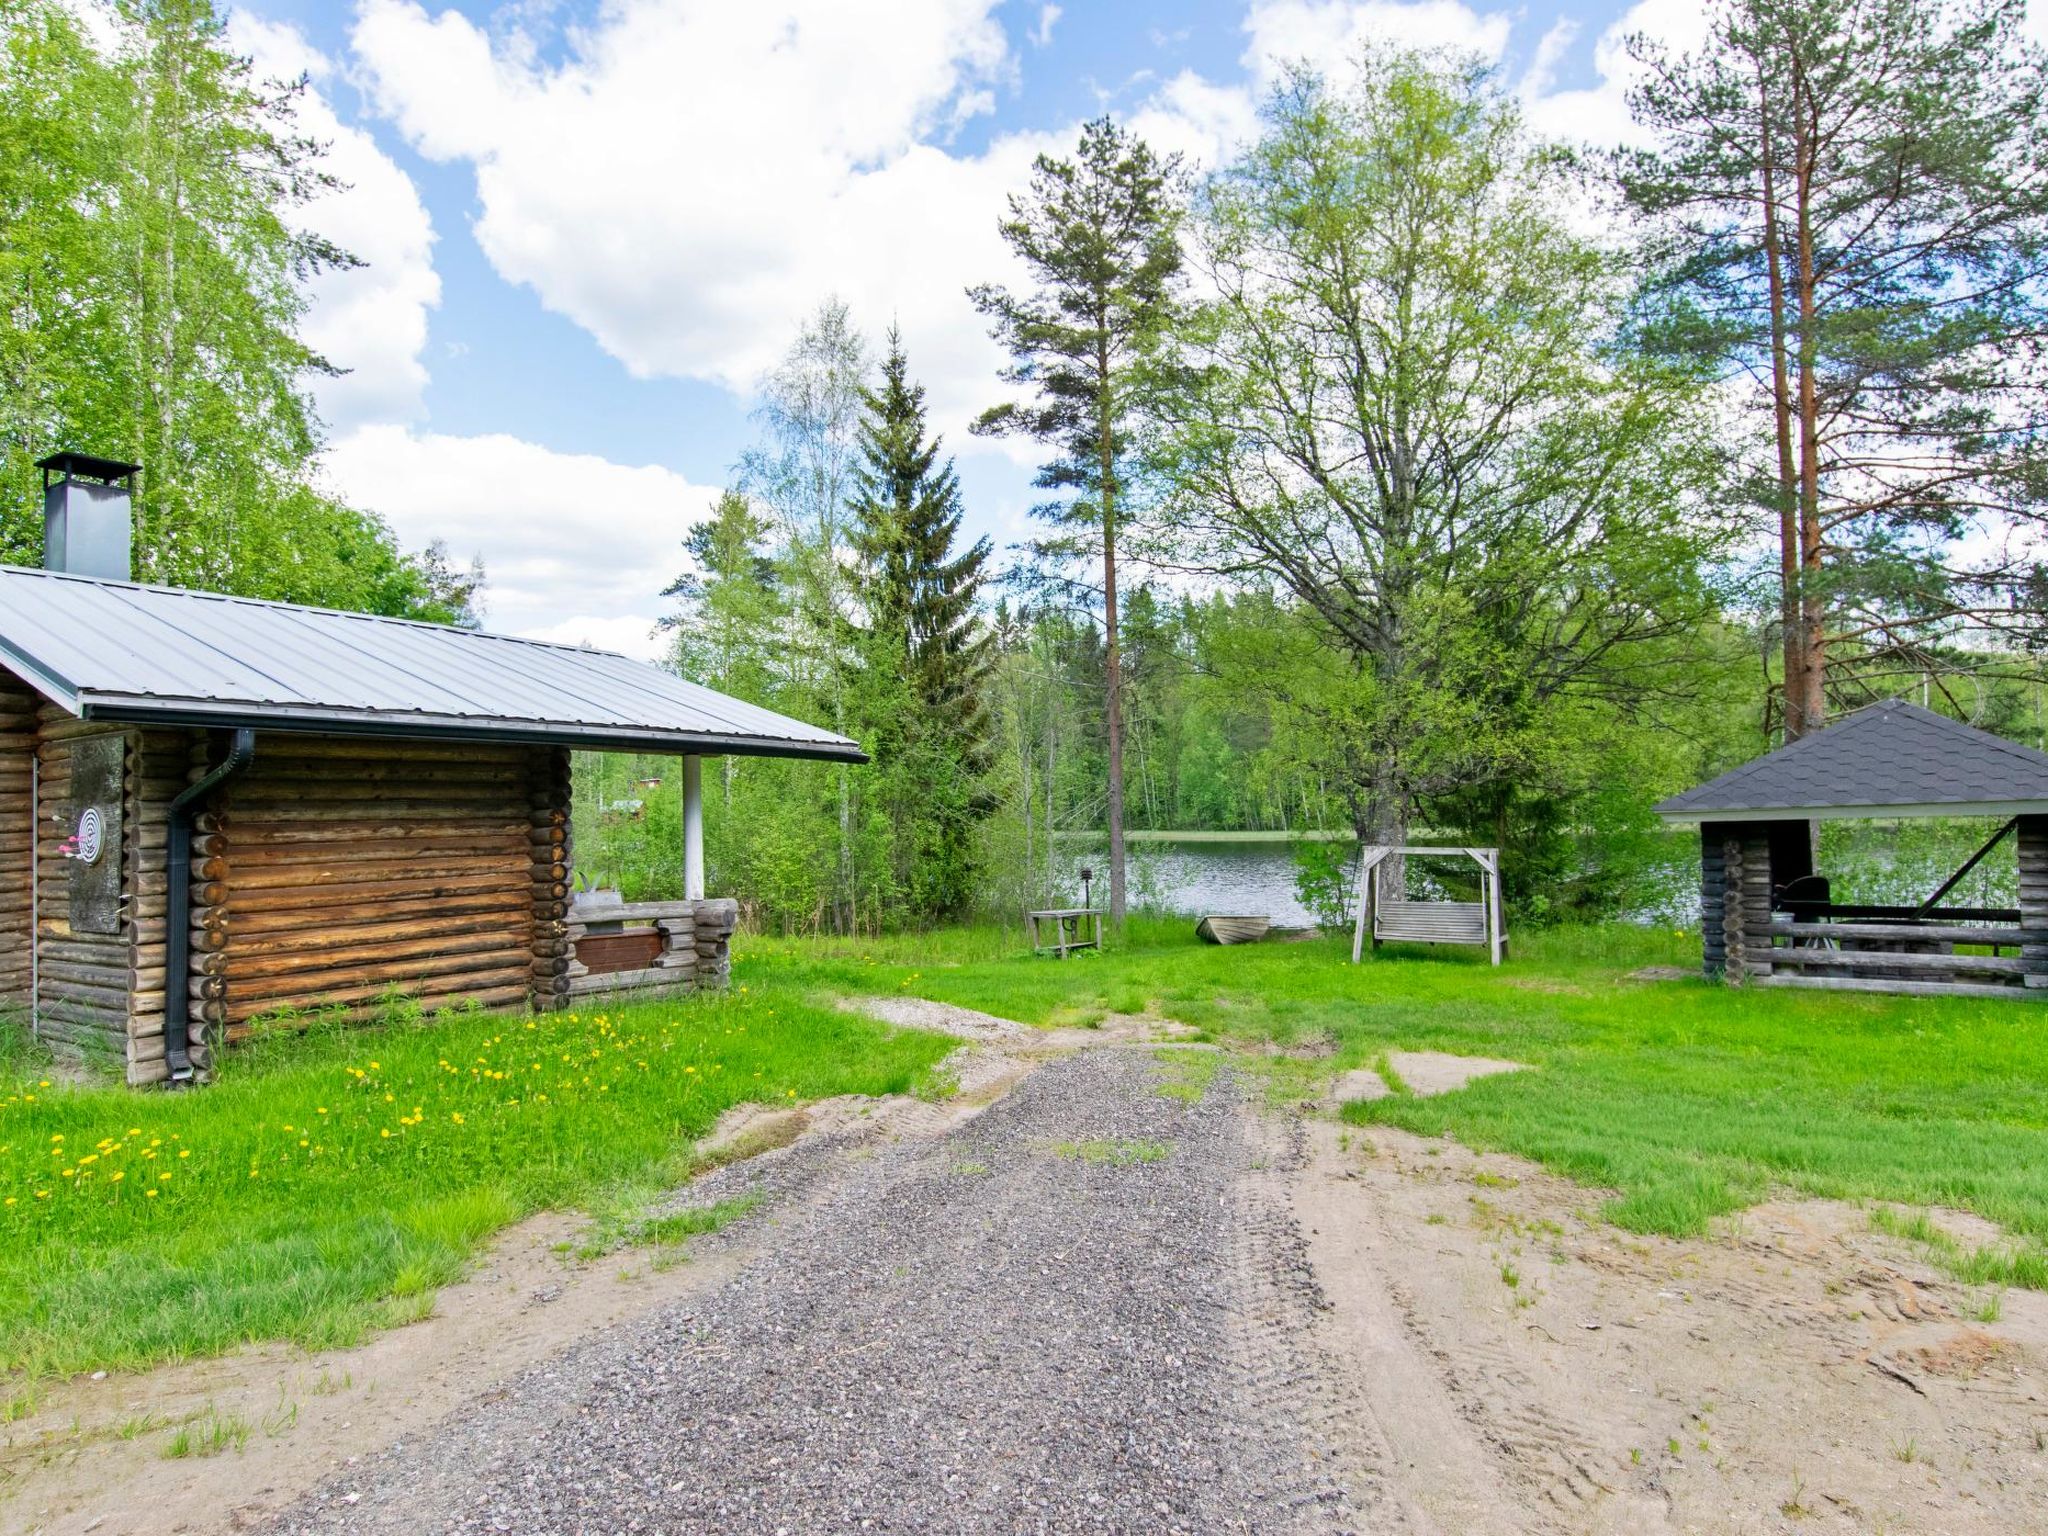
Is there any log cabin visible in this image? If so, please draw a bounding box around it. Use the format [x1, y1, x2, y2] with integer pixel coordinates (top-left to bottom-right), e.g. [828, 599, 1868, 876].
[0, 453, 863, 1085]
[1656, 698, 2048, 997]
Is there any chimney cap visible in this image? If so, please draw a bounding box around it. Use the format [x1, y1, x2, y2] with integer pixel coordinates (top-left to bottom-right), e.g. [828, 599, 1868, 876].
[36, 451, 139, 483]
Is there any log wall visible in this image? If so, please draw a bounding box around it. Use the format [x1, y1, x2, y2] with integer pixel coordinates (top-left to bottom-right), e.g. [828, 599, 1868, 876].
[207, 738, 543, 1037]
[563, 896, 736, 999]
[5, 711, 745, 1077]
[0, 675, 35, 1010]
[125, 728, 190, 1083]
[33, 711, 136, 1062]
[1698, 820, 1773, 986]
[531, 747, 572, 1013]
[1703, 813, 2048, 1001]
[2020, 816, 2048, 991]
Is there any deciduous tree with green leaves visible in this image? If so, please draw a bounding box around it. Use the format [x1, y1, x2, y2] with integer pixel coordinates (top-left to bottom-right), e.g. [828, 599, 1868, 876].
[970, 117, 1186, 930]
[1147, 52, 1728, 856]
[0, 0, 476, 620]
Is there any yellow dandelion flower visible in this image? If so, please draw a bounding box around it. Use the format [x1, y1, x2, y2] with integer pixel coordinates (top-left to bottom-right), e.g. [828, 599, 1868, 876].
[145, 1189, 158, 1199]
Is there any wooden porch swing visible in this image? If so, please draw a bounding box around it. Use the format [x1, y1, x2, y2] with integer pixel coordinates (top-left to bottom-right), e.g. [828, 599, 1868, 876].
[1349, 845, 1506, 966]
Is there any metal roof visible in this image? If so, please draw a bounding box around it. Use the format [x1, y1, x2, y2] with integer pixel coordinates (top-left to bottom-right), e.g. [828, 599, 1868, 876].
[0, 564, 865, 762]
[1655, 698, 2048, 822]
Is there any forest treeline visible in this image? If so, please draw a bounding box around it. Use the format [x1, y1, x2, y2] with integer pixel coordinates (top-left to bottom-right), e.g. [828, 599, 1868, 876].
[5, 0, 2045, 934]
[640, 0, 2048, 933]
[0, 0, 479, 619]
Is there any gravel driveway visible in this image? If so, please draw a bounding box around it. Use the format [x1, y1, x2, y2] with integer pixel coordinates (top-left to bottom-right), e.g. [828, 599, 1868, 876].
[263, 1048, 1361, 1535]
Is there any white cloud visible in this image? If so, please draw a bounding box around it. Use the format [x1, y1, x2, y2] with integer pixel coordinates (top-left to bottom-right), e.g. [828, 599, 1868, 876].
[1131, 70, 1263, 169]
[229, 14, 439, 432]
[323, 425, 720, 659]
[1521, 0, 1715, 148]
[1031, 3, 1061, 48]
[350, 0, 1031, 436]
[1244, 0, 1514, 81]
[1519, 18, 1577, 101]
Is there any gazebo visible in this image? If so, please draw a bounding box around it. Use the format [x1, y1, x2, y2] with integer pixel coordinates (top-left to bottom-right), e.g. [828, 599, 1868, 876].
[1655, 699, 2048, 998]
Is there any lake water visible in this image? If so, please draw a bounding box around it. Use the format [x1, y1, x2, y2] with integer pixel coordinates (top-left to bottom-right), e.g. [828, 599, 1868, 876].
[1056, 838, 1340, 927]
[1055, 821, 2017, 930]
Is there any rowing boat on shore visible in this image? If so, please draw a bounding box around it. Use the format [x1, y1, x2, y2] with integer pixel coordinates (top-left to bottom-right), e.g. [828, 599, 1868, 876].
[1195, 914, 1271, 945]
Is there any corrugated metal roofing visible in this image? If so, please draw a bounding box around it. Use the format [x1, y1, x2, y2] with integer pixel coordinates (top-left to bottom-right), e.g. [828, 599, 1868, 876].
[1655, 698, 2048, 821]
[0, 564, 864, 761]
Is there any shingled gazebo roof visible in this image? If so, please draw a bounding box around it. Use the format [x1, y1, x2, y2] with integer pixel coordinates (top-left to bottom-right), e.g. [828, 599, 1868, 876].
[1655, 698, 2048, 822]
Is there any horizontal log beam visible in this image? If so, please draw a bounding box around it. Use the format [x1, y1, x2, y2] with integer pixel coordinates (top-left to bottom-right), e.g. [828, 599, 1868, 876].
[1755, 975, 2035, 1000]
[1765, 920, 2037, 945]
[1763, 947, 2024, 975]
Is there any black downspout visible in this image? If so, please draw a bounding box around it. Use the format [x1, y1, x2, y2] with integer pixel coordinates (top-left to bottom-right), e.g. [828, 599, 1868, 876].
[165, 728, 255, 1083]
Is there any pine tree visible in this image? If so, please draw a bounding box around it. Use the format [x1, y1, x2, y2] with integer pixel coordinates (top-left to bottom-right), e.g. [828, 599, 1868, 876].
[1622, 0, 2048, 735]
[970, 118, 1185, 930]
[846, 331, 997, 917]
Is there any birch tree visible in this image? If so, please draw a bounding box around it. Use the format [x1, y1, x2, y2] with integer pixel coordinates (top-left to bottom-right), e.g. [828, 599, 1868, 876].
[1147, 53, 1726, 848]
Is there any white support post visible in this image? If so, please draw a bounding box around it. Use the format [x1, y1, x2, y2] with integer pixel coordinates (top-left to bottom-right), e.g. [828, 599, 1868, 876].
[1482, 850, 1505, 966]
[1351, 846, 1391, 963]
[682, 754, 704, 901]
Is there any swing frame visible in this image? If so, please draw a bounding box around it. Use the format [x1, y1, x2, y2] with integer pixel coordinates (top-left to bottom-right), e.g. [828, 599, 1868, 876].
[1349, 845, 1505, 966]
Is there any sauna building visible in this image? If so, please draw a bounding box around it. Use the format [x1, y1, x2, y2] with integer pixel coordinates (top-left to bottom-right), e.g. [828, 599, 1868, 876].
[0, 453, 861, 1085]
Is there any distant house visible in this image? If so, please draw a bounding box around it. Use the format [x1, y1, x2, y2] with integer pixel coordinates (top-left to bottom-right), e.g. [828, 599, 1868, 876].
[0, 454, 862, 1086]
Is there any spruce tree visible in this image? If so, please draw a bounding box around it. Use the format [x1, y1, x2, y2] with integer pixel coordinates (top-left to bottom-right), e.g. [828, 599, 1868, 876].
[846, 331, 997, 917]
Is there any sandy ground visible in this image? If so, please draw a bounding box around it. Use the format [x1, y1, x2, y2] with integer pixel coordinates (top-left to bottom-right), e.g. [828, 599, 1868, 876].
[1295, 1119, 2048, 1533]
[2, 1000, 2043, 1535]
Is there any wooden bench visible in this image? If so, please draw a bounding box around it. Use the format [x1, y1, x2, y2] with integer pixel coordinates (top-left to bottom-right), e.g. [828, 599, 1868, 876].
[1027, 908, 1102, 958]
[1375, 899, 1489, 947]
[1350, 846, 1506, 966]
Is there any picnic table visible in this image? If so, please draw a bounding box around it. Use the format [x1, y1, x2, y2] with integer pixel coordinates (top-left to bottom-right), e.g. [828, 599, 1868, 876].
[1027, 907, 1103, 959]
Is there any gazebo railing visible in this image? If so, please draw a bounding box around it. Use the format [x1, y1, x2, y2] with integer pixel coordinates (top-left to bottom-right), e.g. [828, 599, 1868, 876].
[1706, 820, 2048, 998]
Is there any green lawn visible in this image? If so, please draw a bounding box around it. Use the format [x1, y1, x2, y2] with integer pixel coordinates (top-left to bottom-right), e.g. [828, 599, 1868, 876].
[749, 918, 2048, 1279]
[0, 988, 952, 1378]
[8, 915, 2046, 1380]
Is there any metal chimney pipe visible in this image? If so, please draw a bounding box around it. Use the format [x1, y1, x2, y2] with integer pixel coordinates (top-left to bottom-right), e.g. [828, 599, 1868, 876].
[36, 452, 138, 580]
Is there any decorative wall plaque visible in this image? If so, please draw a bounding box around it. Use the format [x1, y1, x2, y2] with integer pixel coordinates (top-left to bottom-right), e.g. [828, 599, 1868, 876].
[68, 732, 124, 935]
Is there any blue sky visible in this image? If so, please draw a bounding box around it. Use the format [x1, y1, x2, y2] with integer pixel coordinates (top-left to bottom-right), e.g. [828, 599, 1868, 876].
[217, 0, 1695, 654]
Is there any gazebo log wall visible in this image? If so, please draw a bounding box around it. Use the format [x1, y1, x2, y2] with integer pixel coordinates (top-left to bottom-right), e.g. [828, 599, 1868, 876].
[1700, 817, 2048, 998]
